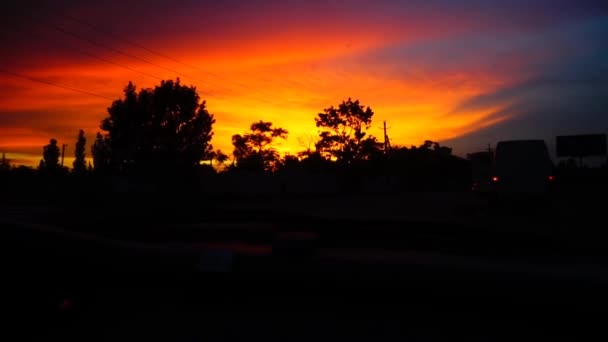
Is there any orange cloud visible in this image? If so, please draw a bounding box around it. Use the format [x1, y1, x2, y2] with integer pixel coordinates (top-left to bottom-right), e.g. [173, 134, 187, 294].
[0, 23, 517, 167]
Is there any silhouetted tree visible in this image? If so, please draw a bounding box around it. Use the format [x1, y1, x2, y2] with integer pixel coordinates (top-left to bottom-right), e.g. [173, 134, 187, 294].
[209, 149, 229, 170]
[231, 121, 288, 172]
[297, 135, 317, 157]
[315, 98, 380, 165]
[41, 138, 60, 173]
[99, 79, 215, 176]
[384, 141, 466, 191]
[418, 140, 452, 156]
[0, 152, 9, 171]
[92, 132, 110, 174]
[278, 154, 302, 173]
[301, 150, 334, 172]
[73, 130, 87, 175]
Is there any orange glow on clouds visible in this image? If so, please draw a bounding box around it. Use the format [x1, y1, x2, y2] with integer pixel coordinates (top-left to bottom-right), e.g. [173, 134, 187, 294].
[0, 19, 523, 167]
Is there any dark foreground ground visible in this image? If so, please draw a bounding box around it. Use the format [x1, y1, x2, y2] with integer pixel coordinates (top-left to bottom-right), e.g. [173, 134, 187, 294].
[1, 189, 607, 341]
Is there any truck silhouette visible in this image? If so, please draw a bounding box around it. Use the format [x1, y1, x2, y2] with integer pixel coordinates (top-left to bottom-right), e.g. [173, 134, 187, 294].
[492, 140, 554, 194]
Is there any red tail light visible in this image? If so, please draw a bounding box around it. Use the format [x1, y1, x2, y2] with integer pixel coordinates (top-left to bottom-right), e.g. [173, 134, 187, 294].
[548, 175, 554, 181]
[492, 176, 499, 182]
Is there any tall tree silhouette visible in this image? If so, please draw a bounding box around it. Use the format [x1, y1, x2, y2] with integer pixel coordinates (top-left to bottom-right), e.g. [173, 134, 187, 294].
[41, 138, 61, 173]
[231, 121, 288, 172]
[315, 98, 380, 165]
[99, 79, 215, 175]
[73, 130, 87, 175]
[91, 132, 110, 174]
[0, 152, 10, 172]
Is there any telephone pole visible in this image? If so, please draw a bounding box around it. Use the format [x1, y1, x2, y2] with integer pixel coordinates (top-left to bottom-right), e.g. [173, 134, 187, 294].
[61, 144, 67, 167]
[383, 121, 391, 154]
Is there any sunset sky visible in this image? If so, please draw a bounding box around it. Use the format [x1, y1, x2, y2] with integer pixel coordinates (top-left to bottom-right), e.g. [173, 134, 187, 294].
[1, 0, 606, 167]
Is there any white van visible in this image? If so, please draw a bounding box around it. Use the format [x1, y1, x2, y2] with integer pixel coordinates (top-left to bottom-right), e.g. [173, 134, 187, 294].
[492, 140, 554, 194]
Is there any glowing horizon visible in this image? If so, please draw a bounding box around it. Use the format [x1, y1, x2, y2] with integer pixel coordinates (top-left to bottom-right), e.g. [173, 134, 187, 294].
[1, 1, 606, 167]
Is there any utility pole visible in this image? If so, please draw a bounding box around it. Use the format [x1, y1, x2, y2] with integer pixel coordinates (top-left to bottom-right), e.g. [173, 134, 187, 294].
[383, 121, 391, 154]
[61, 144, 67, 167]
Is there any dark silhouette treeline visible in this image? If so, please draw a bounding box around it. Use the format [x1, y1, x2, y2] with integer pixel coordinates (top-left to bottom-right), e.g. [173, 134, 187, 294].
[1, 79, 473, 204]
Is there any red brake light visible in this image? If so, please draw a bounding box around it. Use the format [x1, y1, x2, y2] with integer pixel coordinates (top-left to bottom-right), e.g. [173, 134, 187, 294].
[492, 176, 499, 182]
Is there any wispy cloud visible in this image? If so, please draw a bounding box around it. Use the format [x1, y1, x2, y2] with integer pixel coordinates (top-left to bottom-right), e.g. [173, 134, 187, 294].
[444, 16, 608, 154]
[1, 1, 606, 165]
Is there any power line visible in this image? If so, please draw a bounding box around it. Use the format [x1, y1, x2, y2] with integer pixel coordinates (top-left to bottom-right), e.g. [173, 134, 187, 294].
[13, 12, 307, 110]
[56, 12, 310, 101]
[31, 14, 207, 86]
[0, 68, 114, 100]
[34, 14, 281, 105]
[3, 27, 166, 83]
[62, 13, 207, 75]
